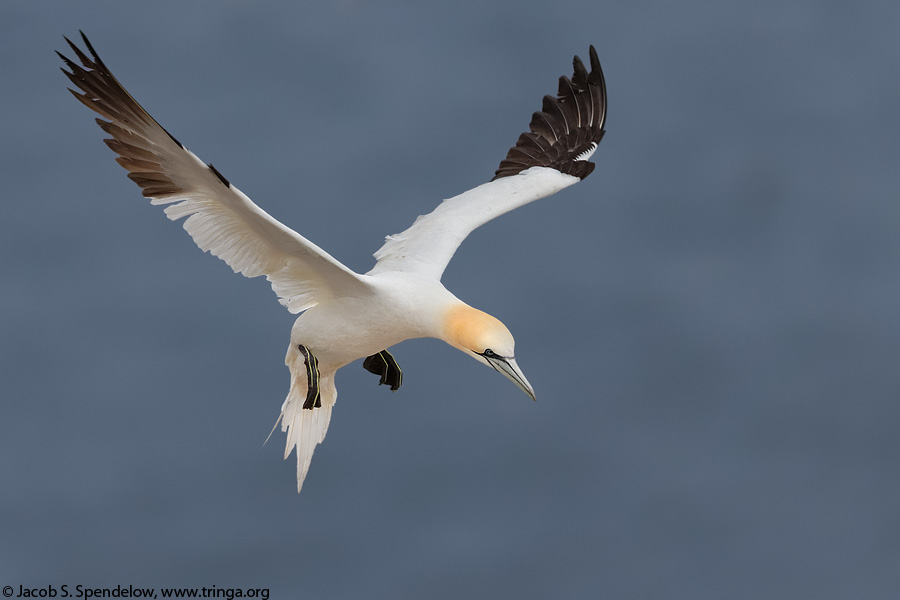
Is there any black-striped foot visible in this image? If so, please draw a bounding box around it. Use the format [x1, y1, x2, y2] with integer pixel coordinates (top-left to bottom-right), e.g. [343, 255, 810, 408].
[298, 345, 321, 410]
[363, 350, 403, 391]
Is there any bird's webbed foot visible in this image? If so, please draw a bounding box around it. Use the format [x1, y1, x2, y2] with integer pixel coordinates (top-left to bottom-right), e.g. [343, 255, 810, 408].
[298, 345, 321, 410]
[363, 349, 403, 391]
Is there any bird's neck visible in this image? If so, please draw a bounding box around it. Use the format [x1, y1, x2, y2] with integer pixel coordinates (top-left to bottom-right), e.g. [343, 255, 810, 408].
[440, 303, 503, 352]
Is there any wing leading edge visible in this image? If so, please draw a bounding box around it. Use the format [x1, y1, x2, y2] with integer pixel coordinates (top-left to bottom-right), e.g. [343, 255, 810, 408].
[369, 46, 606, 280]
[58, 32, 368, 313]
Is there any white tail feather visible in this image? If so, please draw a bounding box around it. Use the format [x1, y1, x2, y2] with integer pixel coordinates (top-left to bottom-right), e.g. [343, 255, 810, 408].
[280, 347, 337, 493]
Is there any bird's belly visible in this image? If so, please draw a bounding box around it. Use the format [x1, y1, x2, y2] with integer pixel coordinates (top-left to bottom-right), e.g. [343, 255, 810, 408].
[288, 296, 427, 370]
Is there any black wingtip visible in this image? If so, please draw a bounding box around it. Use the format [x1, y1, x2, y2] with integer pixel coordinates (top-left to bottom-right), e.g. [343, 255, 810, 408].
[588, 46, 607, 133]
[55, 49, 72, 68]
[589, 45, 600, 71]
[78, 31, 108, 72]
[492, 45, 607, 181]
[59, 33, 189, 151]
[572, 54, 588, 86]
[79, 30, 95, 55]
[61, 35, 78, 59]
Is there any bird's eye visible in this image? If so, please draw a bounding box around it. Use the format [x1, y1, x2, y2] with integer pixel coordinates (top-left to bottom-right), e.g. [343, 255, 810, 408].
[483, 349, 498, 358]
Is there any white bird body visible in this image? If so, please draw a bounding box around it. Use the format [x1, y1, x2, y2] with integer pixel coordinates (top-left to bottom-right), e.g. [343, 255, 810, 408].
[58, 33, 607, 492]
[288, 273, 452, 371]
[290, 166, 581, 369]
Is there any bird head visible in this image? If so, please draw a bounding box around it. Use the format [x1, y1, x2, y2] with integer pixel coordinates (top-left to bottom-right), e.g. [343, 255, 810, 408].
[442, 304, 536, 401]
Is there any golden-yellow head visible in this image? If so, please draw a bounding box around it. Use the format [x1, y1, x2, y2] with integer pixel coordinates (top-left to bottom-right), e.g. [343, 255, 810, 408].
[441, 303, 535, 400]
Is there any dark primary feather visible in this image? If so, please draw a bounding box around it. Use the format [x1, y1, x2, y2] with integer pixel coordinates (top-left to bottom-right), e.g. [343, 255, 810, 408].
[58, 32, 369, 314]
[493, 46, 607, 181]
[57, 31, 228, 198]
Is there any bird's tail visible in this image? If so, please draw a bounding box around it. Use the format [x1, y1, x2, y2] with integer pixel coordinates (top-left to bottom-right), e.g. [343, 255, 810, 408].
[278, 346, 337, 493]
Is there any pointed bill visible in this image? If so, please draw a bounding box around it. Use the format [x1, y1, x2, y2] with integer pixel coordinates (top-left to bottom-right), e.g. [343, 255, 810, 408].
[487, 356, 536, 401]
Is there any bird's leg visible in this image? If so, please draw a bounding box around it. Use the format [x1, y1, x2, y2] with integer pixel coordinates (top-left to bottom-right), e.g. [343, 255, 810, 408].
[298, 345, 321, 409]
[362, 349, 403, 391]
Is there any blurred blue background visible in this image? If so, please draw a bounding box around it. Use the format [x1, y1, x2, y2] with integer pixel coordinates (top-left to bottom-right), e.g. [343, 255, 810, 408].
[2, 0, 899, 597]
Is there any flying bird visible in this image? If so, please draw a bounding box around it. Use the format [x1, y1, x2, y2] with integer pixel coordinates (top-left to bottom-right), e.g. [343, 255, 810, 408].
[58, 33, 607, 492]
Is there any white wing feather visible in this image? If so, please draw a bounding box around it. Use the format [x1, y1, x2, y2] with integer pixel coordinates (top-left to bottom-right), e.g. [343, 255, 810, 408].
[369, 45, 606, 281]
[369, 167, 579, 280]
[60, 33, 367, 312]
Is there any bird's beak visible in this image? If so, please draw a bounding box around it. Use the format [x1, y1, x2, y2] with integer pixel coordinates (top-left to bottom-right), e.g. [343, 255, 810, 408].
[486, 356, 536, 402]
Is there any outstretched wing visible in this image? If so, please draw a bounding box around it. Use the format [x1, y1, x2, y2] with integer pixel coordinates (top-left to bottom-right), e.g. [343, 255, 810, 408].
[369, 46, 606, 280]
[59, 32, 368, 313]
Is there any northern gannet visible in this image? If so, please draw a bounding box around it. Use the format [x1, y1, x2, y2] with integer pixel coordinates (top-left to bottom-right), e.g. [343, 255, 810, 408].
[58, 33, 607, 492]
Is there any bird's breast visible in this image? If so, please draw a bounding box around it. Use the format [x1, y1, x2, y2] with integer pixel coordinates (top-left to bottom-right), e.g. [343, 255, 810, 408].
[288, 277, 453, 370]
